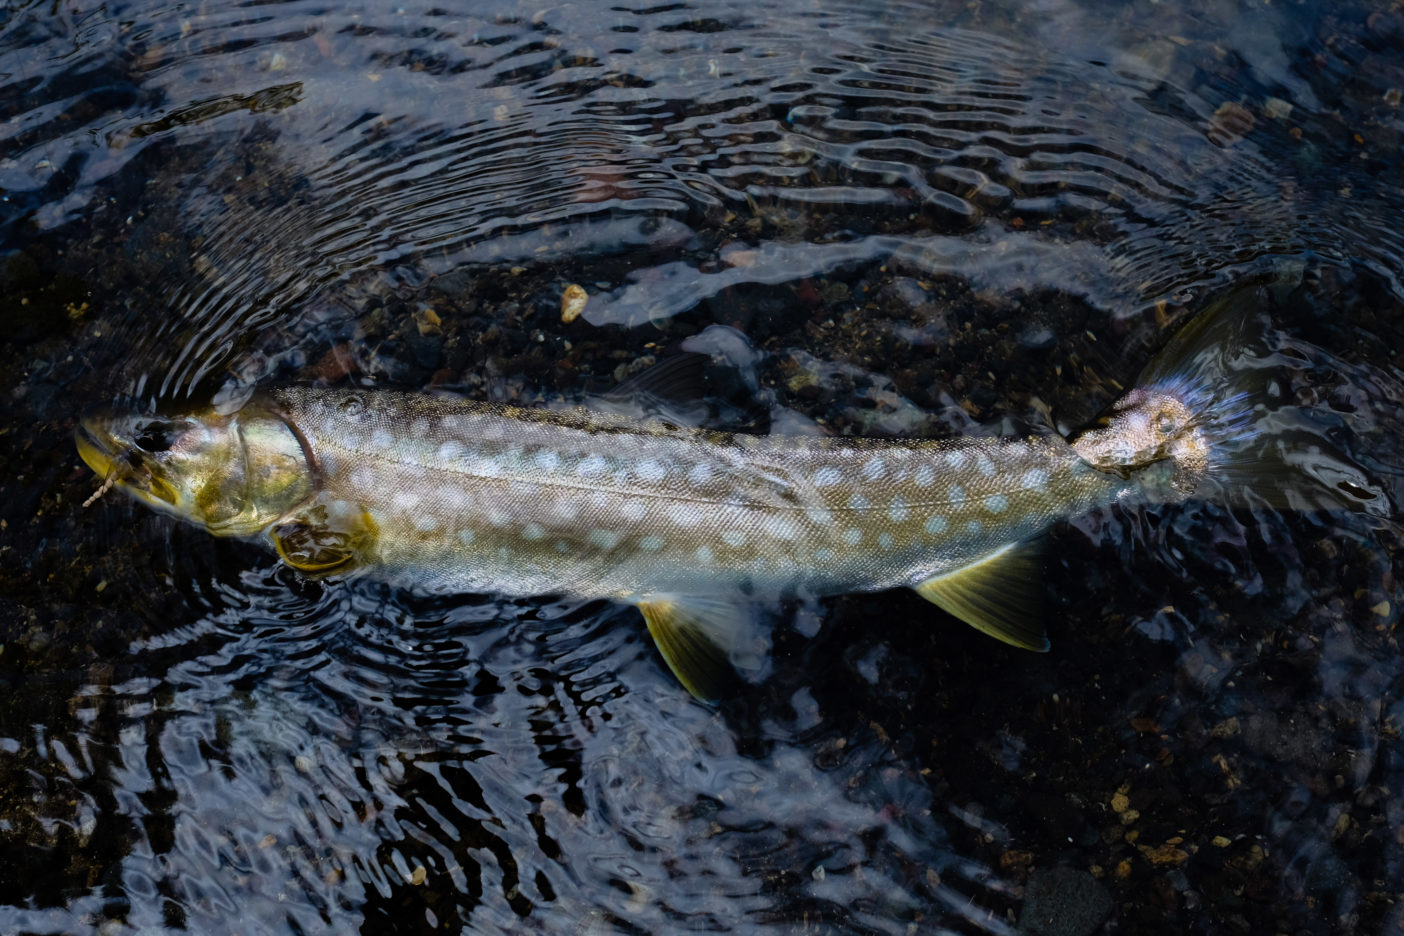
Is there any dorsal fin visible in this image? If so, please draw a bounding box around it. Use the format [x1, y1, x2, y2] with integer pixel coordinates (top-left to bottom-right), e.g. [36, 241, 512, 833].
[912, 540, 1048, 651]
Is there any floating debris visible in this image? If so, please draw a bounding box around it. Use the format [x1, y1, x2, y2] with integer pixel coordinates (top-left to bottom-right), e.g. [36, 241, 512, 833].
[82, 472, 118, 507]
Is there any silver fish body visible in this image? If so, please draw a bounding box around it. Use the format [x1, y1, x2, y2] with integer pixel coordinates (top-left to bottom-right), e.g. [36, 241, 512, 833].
[267, 388, 1133, 601]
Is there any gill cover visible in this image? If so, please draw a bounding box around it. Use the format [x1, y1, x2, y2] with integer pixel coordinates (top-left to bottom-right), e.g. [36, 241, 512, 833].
[76, 398, 314, 536]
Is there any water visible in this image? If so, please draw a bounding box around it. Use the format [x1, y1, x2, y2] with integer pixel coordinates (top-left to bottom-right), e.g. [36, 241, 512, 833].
[1, 1, 1402, 933]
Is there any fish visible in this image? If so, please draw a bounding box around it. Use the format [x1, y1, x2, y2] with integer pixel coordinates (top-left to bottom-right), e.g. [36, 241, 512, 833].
[76, 297, 1269, 699]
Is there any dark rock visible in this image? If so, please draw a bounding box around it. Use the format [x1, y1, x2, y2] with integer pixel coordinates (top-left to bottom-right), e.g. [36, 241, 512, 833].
[1019, 867, 1114, 936]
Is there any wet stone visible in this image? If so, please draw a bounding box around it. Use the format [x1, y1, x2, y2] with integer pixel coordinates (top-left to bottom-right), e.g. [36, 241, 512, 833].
[1019, 867, 1115, 936]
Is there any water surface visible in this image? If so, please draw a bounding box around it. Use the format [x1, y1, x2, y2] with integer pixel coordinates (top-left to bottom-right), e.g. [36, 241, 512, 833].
[2, 1, 1403, 933]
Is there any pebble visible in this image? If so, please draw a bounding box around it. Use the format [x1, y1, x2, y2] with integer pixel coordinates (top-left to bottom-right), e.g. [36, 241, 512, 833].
[561, 283, 588, 323]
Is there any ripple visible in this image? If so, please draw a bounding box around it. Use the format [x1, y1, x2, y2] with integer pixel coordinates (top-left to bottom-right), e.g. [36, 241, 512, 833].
[6, 1, 1404, 934]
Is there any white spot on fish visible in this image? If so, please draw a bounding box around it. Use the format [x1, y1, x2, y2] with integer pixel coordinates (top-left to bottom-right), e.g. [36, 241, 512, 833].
[587, 529, 621, 550]
[975, 454, 997, 478]
[486, 507, 509, 526]
[522, 522, 546, 540]
[437, 487, 471, 512]
[843, 528, 862, 546]
[371, 428, 394, 450]
[966, 519, 983, 534]
[812, 466, 842, 487]
[862, 456, 886, 481]
[410, 418, 429, 438]
[457, 529, 475, 545]
[888, 497, 910, 523]
[948, 484, 967, 508]
[983, 493, 1009, 514]
[621, 500, 648, 522]
[695, 546, 714, 564]
[635, 459, 667, 483]
[924, 514, 948, 535]
[722, 530, 746, 548]
[944, 449, 967, 469]
[437, 440, 465, 460]
[534, 450, 560, 471]
[639, 535, 665, 551]
[762, 514, 799, 541]
[414, 515, 438, 533]
[878, 532, 894, 549]
[555, 540, 569, 553]
[393, 490, 421, 511]
[507, 481, 541, 500]
[806, 508, 834, 526]
[913, 465, 936, 488]
[668, 503, 704, 527]
[576, 454, 607, 477]
[847, 493, 871, 510]
[687, 463, 712, 485]
[815, 547, 836, 561]
[1023, 468, 1049, 492]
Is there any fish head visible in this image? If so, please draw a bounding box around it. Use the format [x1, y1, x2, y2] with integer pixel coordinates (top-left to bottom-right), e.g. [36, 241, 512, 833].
[76, 400, 314, 535]
[1069, 385, 1209, 496]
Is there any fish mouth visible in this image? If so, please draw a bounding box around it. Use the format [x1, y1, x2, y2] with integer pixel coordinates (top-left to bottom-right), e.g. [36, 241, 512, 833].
[74, 417, 177, 507]
[75, 418, 120, 478]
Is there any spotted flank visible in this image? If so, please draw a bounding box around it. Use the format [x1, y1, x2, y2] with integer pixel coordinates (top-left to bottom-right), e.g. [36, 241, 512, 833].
[75, 297, 1280, 699]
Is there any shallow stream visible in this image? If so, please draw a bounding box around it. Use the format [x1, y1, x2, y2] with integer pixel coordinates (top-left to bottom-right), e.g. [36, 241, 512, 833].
[2, 2, 1403, 933]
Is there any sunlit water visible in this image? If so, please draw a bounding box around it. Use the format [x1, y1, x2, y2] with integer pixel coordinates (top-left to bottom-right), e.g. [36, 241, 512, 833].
[2, 1, 1403, 933]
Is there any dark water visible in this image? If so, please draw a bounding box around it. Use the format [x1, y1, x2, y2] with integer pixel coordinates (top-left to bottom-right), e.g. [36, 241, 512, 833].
[2, 1, 1403, 933]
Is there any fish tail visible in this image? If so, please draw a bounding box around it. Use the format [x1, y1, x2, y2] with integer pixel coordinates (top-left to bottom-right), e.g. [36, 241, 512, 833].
[1080, 283, 1388, 514]
[1135, 287, 1270, 501]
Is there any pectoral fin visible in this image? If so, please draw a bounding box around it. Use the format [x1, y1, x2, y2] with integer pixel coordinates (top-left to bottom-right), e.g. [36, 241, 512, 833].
[633, 596, 755, 701]
[912, 541, 1048, 651]
[271, 499, 377, 574]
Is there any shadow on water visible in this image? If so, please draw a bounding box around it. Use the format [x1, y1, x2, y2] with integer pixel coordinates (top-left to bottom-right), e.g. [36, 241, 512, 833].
[1, 1, 1403, 933]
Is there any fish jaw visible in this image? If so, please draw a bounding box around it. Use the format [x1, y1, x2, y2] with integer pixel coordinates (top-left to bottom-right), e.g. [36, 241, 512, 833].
[75, 415, 183, 513]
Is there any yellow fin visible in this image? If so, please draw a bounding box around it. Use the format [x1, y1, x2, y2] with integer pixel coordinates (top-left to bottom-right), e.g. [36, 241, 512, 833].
[912, 541, 1048, 651]
[271, 499, 377, 574]
[634, 597, 753, 701]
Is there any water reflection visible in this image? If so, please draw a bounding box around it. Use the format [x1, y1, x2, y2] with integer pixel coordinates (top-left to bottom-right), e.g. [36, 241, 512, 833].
[1, 0, 1403, 934]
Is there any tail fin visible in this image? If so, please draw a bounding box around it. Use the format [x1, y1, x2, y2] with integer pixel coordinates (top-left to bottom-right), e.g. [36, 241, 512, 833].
[1081, 283, 1390, 516]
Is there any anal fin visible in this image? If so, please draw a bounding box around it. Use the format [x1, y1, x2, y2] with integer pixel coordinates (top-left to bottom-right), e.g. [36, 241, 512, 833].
[633, 596, 757, 701]
[912, 541, 1048, 651]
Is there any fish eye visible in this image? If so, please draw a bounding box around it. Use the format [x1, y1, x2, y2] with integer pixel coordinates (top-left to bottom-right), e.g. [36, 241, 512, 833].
[134, 422, 174, 452]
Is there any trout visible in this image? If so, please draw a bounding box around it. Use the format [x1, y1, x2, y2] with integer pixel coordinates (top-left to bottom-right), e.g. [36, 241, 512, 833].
[76, 304, 1262, 698]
